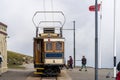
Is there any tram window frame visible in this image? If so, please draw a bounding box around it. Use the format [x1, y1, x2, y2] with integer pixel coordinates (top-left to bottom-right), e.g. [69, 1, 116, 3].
[45, 42, 53, 52]
[55, 42, 64, 52]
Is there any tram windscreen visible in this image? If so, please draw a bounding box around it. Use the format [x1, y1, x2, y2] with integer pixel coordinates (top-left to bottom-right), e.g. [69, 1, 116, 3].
[56, 42, 62, 50]
[46, 42, 53, 50]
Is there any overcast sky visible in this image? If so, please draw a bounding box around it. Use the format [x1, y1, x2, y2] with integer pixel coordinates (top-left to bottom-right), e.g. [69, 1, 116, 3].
[0, 0, 120, 68]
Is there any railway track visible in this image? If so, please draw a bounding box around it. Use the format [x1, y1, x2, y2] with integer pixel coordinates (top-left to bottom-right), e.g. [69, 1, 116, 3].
[26, 75, 58, 80]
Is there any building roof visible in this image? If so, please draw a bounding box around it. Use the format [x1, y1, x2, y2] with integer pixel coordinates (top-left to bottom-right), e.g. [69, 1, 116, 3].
[0, 22, 7, 28]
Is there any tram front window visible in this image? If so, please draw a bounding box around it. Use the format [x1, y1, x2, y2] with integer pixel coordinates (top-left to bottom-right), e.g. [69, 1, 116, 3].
[56, 42, 62, 50]
[46, 42, 52, 51]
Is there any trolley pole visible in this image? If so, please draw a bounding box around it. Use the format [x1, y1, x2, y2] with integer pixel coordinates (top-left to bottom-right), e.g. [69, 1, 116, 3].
[95, 0, 98, 80]
[36, 27, 39, 37]
[73, 21, 76, 68]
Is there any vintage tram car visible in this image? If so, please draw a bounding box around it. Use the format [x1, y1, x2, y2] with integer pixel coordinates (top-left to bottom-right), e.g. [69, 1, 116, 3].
[32, 11, 65, 75]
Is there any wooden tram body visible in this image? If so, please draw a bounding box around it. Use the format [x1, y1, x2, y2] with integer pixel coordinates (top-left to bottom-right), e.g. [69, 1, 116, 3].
[32, 11, 65, 75]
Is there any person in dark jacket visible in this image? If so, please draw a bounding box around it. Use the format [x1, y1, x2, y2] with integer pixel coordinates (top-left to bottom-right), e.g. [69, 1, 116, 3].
[0, 52, 3, 76]
[79, 56, 87, 71]
[69, 56, 73, 69]
[116, 62, 120, 80]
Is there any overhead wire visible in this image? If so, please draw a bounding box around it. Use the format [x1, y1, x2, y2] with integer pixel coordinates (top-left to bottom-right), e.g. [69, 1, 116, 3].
[51, 0, 55, 27]
[43, 0, 46, 21]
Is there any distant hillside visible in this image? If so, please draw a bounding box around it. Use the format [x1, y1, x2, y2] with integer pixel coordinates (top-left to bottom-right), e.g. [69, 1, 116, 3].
[7, 51, 33, 65]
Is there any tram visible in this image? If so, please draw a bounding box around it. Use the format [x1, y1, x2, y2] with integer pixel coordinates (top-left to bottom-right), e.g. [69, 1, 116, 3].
[32, 11, 65, 76]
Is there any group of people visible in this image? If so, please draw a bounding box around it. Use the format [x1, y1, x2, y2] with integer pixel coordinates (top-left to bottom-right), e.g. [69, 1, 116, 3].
[68, 55, 120, 80]
[67, 56, 87, 71]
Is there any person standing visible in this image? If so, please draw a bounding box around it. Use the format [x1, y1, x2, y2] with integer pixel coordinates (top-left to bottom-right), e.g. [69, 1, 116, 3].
[79, 56, 87, 71]
[0, 52, 3, 76]
[69, 56, 73, 69]
[116, 61, 120, 80]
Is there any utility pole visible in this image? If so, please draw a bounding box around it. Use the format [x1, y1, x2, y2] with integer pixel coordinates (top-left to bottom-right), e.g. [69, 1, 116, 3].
[61, 21, 76, 68]
[95, 0, 98, 80]
[73, 21, 76, 68]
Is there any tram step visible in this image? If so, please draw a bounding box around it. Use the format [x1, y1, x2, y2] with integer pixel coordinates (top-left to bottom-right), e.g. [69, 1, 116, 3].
[34, 72, 43, 74]
[35, 68, 44, 70]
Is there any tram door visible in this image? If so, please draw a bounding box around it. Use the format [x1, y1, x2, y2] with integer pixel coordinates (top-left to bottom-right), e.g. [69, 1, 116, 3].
[34, 39, 44, 64]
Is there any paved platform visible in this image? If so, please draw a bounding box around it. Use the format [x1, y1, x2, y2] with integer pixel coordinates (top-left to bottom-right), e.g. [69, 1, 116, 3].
[66, 67, 115, 80]
[57, 70, 72, 80]
[0, 64, 117, 80]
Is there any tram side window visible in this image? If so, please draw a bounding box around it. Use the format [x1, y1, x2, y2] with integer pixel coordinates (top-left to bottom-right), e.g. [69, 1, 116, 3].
[46, 42, 52, 51]
[56, 42, 62, 50]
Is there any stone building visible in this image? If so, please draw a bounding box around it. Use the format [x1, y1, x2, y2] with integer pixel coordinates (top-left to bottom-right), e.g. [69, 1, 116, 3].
[0, 22, 7, 73]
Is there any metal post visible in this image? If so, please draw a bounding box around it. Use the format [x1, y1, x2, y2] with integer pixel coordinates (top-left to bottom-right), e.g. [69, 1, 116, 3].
[36, 27, 39, 37]
[60, 27, 62, 37]
[113, 0, 116, 78]
[98, 1, 102, 69]
[73, 21, 76, 68]
[95, 0, 98, 80]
